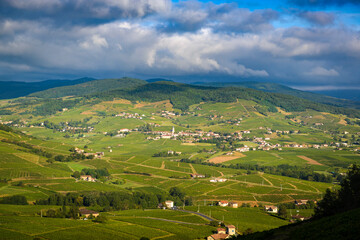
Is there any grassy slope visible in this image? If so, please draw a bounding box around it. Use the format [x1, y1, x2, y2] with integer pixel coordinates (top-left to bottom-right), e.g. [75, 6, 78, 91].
[29, 77, 147, 98]
[238, 208, 360, 240]
[195, 81, 360, 109]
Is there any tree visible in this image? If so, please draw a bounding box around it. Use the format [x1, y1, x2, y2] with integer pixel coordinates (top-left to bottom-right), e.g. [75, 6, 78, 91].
[93, 215, 107, 223]
[315, 164, 360, 218]
[54, 155, 65, 162]
[169, 187, 185, 199]
[278, 205, 287, 218]
[72, 171, 81, 179]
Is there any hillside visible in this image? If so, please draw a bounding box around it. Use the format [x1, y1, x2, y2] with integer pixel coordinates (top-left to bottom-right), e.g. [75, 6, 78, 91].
[29, 77, 147, 98]
[0, 77, 95, 100]
[194, 81, 360, 110]
[237, 208, 360, 240]
[92, 81, 360, 118]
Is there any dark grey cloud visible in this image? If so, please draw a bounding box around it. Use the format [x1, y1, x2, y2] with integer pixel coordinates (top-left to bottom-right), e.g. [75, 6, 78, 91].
[157, 2, 279, 33]
[0, 0, 170, 25]
[296, 11, 335, 26]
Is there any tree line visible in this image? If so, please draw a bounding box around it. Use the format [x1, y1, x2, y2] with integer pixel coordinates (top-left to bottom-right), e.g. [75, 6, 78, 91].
[35, 187, 192, 211]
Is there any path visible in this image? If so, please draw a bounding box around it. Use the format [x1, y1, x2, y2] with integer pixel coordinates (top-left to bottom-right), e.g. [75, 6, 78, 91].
[126, 156, 136, 162]
[189, 164, 197, 174]
[259, 174, 273, 186]
[160, 161, 165, 169]
[297, 155, 323, 166]
[13, 153, 44, 167]
[144, 217, 205, 225]
[177, 209, 215, 221]
[270, 153, 283, 159]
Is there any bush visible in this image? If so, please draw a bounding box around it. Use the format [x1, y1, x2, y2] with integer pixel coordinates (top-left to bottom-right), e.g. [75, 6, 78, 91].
[0, 195, 28, 205]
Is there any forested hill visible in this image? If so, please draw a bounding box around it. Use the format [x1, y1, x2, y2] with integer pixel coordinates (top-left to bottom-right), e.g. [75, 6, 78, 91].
[90, 81, 360, 118]
[29, 77, 147, 98]
[194, 81, 360, 110]
[0, 77, 95, 99]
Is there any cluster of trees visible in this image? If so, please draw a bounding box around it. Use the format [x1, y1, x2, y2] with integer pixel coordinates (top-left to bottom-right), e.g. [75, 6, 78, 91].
[0, 195, 28, 205]
[36, 187, 192, 211]
[315, 164, 360, 218]
[0, 123, 14, 132]
[1, 139, 53, 159]
[123, 171, 151, 176]
[31, 98, 81, 116]
[53, 152, 94, 163]
[42, 205, 79, 219]
[71, 168, 110, 179]
[280, 200, 316, 210]
[138, 124, 153, 132]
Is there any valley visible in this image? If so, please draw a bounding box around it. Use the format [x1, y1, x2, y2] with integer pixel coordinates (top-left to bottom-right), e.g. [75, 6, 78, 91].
[0, 79, 359, 239]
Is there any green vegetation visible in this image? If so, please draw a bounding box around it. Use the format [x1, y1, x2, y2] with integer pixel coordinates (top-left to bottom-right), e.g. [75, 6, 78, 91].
[0, 79, 359, 239]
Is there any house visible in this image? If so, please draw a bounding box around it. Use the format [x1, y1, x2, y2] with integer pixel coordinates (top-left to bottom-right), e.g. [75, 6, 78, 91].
[229, 202, 238, 208]
[291, 215, 306, 221]
[207, 225, 236, 240]
[236, 147, 249, 152]
[79, 208, 99, 218]
[227, 225, 236, 235]
[264, 205, 278, 213]
[80, 175, 96, 182]
[165, 200, 174, 208]
[207, 233, 229, 240]
[295, 199, 308, 205]
[95, 152, 105, 158]
[191, 174, 205, 178]
[218, 201, 229, 207]
[217, 178, 227, 182]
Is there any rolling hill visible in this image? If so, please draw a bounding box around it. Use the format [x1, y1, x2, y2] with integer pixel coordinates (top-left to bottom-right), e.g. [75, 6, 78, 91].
[29, 77, 147, 98]
[0, 77, 95, 99]
[194, 81, 360, 110]
[90, 81, 360, 117]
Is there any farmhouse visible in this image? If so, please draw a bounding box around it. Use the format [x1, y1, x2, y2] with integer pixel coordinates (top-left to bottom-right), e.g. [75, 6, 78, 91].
[191, 173, 205, 178]
[228, 202, 238, 208]
[264, 205, 278, 213]
[207, 225, 236, 240]
[218, 201, 229, 207]
[295, 199, 308, 205]
[79, 208, 99, 218]
[165, 200, 174, 208]
[80, 175, 96, 182]
[210, 178, 227, 183]
[236, 146, 249, 152]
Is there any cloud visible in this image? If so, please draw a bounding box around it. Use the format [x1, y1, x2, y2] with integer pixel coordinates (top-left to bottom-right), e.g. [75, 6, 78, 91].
[292, 85, 360, 91]
[296, 11, 335, 26]
[306, 67, 339, 76]
[0, 0, 359, 88]
[0, 0, 171, 24]
[289, 0, 360, 7]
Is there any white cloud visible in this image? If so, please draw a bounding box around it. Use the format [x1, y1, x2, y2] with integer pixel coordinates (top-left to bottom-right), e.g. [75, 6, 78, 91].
[306, 67, 339, 76]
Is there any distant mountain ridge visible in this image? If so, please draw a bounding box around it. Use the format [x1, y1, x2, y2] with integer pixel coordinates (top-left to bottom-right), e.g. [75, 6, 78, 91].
[193, 81, 360, 110]
[0, 77, 95, 99]
[29, 77, 147, 98]
[89, 81, 360, 118]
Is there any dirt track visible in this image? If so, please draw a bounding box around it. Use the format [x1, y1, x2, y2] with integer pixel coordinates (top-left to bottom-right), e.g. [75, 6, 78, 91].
[297, 155, 323, 165]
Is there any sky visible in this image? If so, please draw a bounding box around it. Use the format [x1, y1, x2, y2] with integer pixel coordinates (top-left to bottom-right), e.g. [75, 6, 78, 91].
[0, 0, 360, 90]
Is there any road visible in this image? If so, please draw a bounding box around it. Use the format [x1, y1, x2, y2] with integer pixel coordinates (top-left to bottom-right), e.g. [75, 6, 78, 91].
[177, 209, 216, 222]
